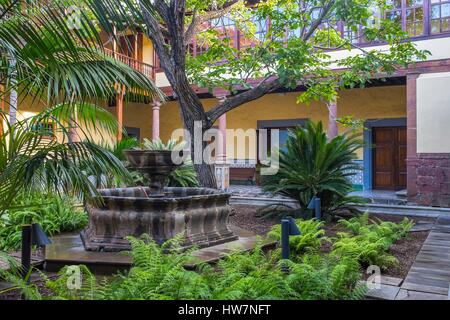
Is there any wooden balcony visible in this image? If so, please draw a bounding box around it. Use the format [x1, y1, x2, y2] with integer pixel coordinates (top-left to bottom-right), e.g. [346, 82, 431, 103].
[104, 48, 156, 80]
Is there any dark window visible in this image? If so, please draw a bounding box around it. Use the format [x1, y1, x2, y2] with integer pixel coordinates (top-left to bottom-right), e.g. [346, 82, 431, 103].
[406, 0, 424, 36]
[31, 121, 55, 138]
[385, 0, 425, 37]
[124, 127, 140, 140]
[431, 0, 450, 33]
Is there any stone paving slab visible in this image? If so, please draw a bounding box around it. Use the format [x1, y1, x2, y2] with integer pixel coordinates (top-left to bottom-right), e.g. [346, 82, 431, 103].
[364, 283, 401, 300]
[395, 289, 448, 300]
[401, 216, 450, 296]
[380, 276, 403, 287]
[45, 226, 274, 274]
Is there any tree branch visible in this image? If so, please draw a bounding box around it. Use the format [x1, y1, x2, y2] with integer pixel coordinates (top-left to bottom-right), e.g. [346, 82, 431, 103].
[140, 1, 173, 79]
[184, 0, 240, 45]
[206, 77, 282, 126]
[303, 0, 336, 41]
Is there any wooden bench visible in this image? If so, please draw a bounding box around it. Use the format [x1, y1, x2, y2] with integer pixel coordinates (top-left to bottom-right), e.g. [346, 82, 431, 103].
[230, 168, 256, 185]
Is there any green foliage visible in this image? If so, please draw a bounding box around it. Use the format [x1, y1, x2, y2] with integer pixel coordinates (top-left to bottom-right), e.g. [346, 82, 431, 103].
[167, 158, 199, 187]
[332, 213, 413, 269]
[0, 193, 87, 251]
[42, 234, 365, 300]
[0, 253, 42, 300]
[0, 106, 132, 213]
[45, 265, 101, 300]
[267, 218, 328, 255]
[0, 0, 163, 104]
[262, 121, 365, 219]
[140, 138, 181, 151]
[133, 139, 199, 187]
[180, 0, 428, 100]
[285, 254, 366, 300]
[109, 136, 139, 161]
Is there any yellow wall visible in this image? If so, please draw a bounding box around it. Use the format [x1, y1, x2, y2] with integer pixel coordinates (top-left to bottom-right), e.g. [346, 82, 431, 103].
[4, 85, 406, 160]
[153, 85, 406, 159]
[1, 93, 118, 147]
[142, 37, 154, 66]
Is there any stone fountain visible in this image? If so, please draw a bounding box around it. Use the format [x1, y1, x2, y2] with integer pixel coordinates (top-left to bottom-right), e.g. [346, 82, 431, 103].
[80, 150, 238, 252]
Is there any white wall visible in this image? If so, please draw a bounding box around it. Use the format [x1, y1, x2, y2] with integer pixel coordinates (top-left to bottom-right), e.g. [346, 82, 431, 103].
[417, 72, 450, 153]
[154, 37, 450, 88]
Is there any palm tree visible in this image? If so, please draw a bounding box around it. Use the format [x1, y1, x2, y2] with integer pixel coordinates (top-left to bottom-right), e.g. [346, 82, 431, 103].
[0, 1, 163, 118]
[0, 104, 132, 213]
[0, 1, 164, 210]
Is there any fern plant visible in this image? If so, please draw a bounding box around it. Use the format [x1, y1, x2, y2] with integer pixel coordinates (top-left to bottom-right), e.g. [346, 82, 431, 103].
[267, 218, 329, 255]
[332, 213, 414, 269]
[0, 252, 42, 300]
[284, 254, 366, 300]
[40, 234, 367, 300]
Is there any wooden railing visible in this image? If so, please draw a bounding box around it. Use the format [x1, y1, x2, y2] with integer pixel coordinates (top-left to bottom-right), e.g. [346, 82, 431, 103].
[104, 48, 156, 80]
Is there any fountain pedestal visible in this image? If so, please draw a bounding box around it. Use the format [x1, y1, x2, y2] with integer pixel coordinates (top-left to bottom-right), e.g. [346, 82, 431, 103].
[81, 187, 238, 251]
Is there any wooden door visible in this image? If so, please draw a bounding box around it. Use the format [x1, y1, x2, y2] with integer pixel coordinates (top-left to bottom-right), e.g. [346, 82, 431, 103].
[372, 127, 407, 190]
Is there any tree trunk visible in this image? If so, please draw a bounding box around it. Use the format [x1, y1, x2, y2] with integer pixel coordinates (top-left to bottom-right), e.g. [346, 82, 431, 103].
[177, 97, 217, 189]
[193, 161, 217, 189]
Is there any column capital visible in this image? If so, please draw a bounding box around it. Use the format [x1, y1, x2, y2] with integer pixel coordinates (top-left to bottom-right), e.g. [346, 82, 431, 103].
[213, 89, 230, 102]
[151, 99, 162, 110]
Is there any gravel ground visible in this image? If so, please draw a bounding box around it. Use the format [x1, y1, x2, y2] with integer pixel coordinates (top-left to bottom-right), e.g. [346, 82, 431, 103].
[229, 205, 277, 235]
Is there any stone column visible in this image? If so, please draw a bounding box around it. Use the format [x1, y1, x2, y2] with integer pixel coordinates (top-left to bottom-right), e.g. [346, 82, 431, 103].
[151, 99, 161, 141]
[218, 113, 227, 162]
[327, 98, 338, 139]
[68, 105, 80, 143]
[406, 73, 419, 203]
[214, 94, 230, 190]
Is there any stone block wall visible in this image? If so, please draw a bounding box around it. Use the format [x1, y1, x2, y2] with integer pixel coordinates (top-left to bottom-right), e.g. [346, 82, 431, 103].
[409, 154, 450, 206]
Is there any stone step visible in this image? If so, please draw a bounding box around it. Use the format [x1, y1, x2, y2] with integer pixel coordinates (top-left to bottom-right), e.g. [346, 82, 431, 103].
[395, 189, 407, 199]
[352, 203, 450, 218]
[230, 196, 300, 208]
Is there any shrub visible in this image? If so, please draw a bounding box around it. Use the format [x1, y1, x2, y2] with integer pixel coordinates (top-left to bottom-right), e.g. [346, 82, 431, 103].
[267, 218, 328, 254]
[332, 213, 413, 269]
[42, 235, 364, 300]
[285, 254, 366, 300]
[0, 193, 87, 251]
[262, 121, 365, 220]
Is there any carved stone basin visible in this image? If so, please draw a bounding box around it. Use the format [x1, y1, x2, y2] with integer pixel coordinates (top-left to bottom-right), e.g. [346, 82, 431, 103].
[80, 187, 238, 252]
[123, 149, 180, 196]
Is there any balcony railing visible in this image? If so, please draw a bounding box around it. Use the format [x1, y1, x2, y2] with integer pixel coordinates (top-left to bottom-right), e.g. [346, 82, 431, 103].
[104, 48, 155, 80]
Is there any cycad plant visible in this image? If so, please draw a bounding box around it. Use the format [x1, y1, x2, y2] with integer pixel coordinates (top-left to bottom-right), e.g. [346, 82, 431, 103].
[262, 121, 365, 220]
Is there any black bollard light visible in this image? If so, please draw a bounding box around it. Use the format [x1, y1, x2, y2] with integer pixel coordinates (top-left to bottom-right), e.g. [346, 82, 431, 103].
[21, 223, 51, 281]
[281, 216, 301, 272]
[21, 225, 32, 280]
[307, 196, 322, 220]
[31, 223, 52, 247]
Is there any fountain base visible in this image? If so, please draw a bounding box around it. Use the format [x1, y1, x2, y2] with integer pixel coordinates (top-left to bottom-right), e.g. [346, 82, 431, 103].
[81, 187, 238, 252]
